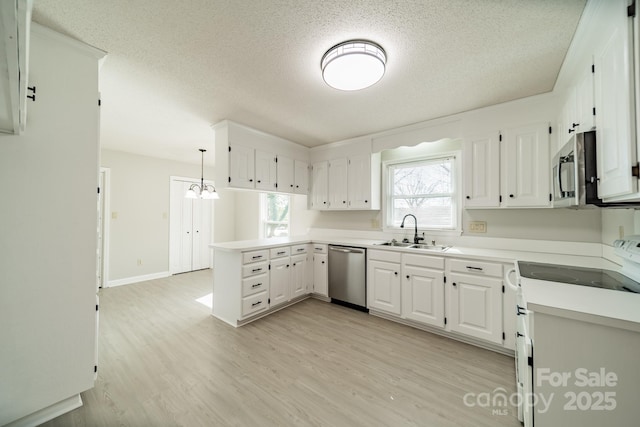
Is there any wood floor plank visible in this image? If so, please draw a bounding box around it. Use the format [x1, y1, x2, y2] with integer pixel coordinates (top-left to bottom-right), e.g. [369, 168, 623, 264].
[41, 270, 521, 426]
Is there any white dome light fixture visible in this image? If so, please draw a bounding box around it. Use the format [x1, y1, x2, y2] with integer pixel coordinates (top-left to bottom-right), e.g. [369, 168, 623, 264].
[321, 40, 386, 91]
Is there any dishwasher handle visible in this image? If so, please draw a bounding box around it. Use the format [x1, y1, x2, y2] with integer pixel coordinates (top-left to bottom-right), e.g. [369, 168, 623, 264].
[329, 246, 365, 255]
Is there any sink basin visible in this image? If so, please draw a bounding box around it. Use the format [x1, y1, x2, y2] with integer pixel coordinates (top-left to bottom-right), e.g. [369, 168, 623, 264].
[409, 244, 450, 252]
[376, 241, 413, 247]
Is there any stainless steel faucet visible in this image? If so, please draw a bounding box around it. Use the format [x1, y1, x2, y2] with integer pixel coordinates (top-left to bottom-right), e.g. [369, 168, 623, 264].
[400, 214, 425, 244]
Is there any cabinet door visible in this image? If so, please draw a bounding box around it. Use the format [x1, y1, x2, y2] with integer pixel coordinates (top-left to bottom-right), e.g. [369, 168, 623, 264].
[291, 253, 309, 299]
[228, 145, 255, 189]
[560, 88, 578, 145]
[402, 265, 444, 327]
[347, 154, 371, 209]
[576, 62, 595, 133]
[310, 161, 328, 210]
[270, 257, 290, 307]
[313, 253, 328, 296]
[502, 122, 550, 207]
[594, 10, 637, 199]
[463, 133, 500, 208]
[277, 155, 295, 193]
[328, 157, 348, 209]
[294, 160, 309, 195]
[368, 259, 401, 315]
[255, 150, 277, 191]
[447, 273, 503, 344]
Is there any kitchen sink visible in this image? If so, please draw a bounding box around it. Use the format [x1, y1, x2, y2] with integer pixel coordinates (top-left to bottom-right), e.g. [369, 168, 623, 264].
[409, 244, 450, 252]
[376, 241, 413, 247]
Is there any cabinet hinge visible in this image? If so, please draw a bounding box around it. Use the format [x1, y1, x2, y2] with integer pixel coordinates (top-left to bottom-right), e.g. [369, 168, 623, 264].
[97, 187, 100, 194]
[499, 133, 502, 142]
[628, 0, 636, 17]
[98, 99, 101, 106]
[591, 64, 595, 73]
[268, 264, 271, 270]
[443, 276, 446, 283]
[275, 183, 278, 188]
[632, 163, 640, 178]
[549, 193, 552, 202]
[94, 365, 98, 373]
[275, 157, 278, 163]
[228, 146, 231, 152]
[228, 176, 231, 183]
[502, 285, 505, 293]
[593, 107, 596, 116]
[502, 332, 506, 340]
[499, 195, 503, 203]
[528, 356, 533, 367]
[96, 304, 99, 311]
[27, 86, 36, 102]
[444, 317, 447, 325]
[548, 126, 552, 134]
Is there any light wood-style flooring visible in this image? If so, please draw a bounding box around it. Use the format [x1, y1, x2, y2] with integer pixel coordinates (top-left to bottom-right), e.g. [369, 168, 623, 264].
[42, 270, 521, 426]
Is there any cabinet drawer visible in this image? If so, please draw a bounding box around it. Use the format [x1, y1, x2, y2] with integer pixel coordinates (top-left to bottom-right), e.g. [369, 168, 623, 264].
[241, 291, 269, 317]
[242, 261, 269, 278]
[368, 249, 402, 263]
[402, 253, 444, 270]
[242, 273, 269, 297]
[243, 249, 269, 264]
[270, 246, 291, 258]
[312, 244, 327, 254]
[448, 258, 503, 278]
[291, 244, 308, 254]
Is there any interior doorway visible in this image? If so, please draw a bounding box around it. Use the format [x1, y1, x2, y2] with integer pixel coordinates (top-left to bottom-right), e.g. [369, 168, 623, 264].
[169, 176, 215, 275]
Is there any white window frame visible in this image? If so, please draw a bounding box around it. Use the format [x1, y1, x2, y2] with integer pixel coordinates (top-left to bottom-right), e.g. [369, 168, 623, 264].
[259, 193, 290, 238]
[382, 151, 462, 236]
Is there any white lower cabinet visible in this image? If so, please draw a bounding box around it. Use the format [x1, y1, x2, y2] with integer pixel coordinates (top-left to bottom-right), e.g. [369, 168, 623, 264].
[401, 254, 445, 328]
[269, 255, 290, 308]
[312, 244, 328, 296]
[291, 252, 310, 299]
[446, 259, 504, 345]
[367, 250, 402, 316]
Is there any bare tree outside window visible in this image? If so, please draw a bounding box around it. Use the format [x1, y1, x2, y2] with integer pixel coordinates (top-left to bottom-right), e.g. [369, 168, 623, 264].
[261, 193, 290, 238]
[388, 157, 456, 229]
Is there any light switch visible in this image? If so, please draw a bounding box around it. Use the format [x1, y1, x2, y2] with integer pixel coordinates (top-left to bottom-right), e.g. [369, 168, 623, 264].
[111, 211, 118, 219]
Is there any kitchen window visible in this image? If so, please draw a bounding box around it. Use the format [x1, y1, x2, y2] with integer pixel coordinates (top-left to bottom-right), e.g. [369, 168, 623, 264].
[260, 193, 290, 238]
[384, 155, 460, 232]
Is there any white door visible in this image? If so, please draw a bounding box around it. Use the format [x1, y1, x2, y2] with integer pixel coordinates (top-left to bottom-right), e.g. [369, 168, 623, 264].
[447, 273, 503, 344]
[290, 253, 308, 299]
[229, 145, 255, 189]
[270, 257, 290, 307]
[294, 160, 309, 194]
[463, 133, 500, 208]
[313, 253, 328, 296]
[594, 13, 636, 199]
[347, 154, 371, 209]
[368, 259, 401, 315]
[402, 265, 445, 327]
[255, 150, 277, 191]
[277, 155, 295, 193]
[179, 181, 194, 273]
[502, 122, 550, 207]
[328, 157, 348, 209]
[310, 161, 328, 209]
[191, 197, 212, 271]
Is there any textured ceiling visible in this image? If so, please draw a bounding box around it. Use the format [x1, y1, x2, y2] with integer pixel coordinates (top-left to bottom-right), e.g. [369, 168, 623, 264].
[31, 0, 586, 165]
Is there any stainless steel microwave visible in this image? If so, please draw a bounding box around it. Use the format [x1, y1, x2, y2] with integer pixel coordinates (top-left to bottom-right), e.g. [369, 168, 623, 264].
[551, 131, 601, 208]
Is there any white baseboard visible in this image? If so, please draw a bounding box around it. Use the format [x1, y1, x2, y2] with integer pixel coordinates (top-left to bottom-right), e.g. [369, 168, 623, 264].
[106, 271, 170, 287]
[5, 394, 82, 427]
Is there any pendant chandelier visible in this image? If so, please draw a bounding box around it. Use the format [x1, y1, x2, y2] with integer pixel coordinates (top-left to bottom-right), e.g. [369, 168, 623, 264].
[185, 149, 219, 200]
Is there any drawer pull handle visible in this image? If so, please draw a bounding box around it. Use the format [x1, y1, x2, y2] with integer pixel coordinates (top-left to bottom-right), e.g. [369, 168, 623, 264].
[315, 247, 323, 251]
[277, 251, 286, 255]
[466, 266, 483, 271]
[252, 268, 262, 273]
[297, 248, 305, 252]
[252, 255, 263, 260]
[252, 283, 262, 288]
[251, 301, 262, 307]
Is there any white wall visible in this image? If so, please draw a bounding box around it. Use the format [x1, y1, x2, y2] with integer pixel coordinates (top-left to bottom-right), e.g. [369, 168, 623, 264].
[100, 149, 235, 282]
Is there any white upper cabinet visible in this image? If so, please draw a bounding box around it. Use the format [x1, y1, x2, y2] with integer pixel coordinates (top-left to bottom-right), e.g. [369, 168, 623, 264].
[576, 61, 596, 133]
[277, 155, 294, 193]
[328, 157, 348, 209]
[501, 122, 551, 207]
[463, 133, 500, 208]
[228, 145, 255, 189]
[294, 160, 309, 194]
[213, 120, 310, 195]
[594, 3, 637, 200]
[347, 153, 380, 209]
[255, 150, 277, 191]
[310, 161, 328, 209]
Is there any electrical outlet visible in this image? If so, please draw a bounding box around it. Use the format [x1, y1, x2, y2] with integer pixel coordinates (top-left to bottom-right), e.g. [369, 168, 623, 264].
[469, 221, 487, 233]
[371, 219, 380, 229]
[111, 211, 118, 219]
[619, 225, 625, 239]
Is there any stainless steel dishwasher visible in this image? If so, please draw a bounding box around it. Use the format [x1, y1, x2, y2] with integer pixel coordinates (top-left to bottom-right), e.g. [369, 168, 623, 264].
[328, 245, 367, 311]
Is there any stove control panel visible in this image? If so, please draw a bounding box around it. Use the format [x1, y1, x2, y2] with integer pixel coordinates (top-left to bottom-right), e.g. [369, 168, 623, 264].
[614, 236, 640, 263]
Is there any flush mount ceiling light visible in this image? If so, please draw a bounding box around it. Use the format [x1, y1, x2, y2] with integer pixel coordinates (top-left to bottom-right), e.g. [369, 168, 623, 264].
[185, 149, 219, 200]
[321, 40, 386, 91]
